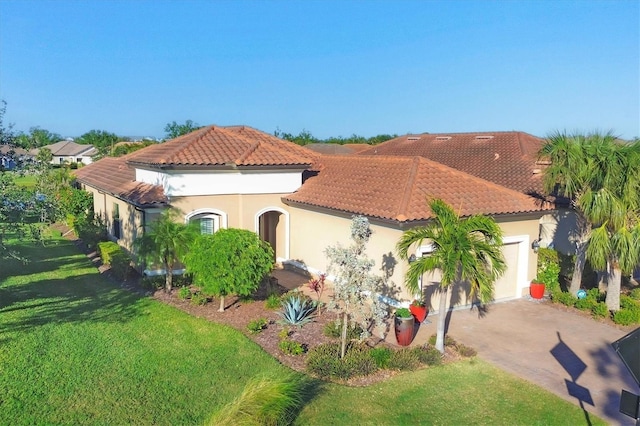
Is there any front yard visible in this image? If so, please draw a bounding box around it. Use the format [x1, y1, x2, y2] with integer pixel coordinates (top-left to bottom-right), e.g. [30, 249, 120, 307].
[0, 229, 605, 425]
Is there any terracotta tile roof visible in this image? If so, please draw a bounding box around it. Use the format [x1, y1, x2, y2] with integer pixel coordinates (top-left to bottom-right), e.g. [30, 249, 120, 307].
[283, 155, 552, 223]
[73, 156, 168, 208]
[358, 131, 546, 195]
[125, 125, 318, 168]
[42, 141, 96, 157]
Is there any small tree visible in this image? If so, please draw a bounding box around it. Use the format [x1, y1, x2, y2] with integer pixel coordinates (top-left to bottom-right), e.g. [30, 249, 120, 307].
[134, 209, 198, 292]
[183, 228, 274, 312]
[325, 216, 388, 358]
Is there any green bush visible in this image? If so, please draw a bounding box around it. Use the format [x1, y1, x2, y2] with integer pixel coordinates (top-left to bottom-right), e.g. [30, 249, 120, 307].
[278, 339, 305, 356]
[613, 309, 640, 326]
[620, 295, 640, 312]
[141, 275, 164, 291]
[630, 288, 640, 301]
[536, 248, 561, 293]
[265, 293, 281, 309]
[552, 291, 577, 307]
[306, 343, 377, 380]
[110, 250, 131, 281]
[191, 292, 208, 306]
[369, 347, 392, 369]
[575, 296, 596, 311]
[323, 320, 364, 340]
[97, 241, 121, 265]
[177, 286, 191, 300]
[387, 348, 420, 371]
[74, 215, 107, 250]
[413, 346, 442, 366]
[591, 302, 609, 319]
[247, 318, 268, 335]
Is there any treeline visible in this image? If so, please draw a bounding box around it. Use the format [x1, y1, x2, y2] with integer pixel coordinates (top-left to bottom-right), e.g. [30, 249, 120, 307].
[274, 128, 397, 146]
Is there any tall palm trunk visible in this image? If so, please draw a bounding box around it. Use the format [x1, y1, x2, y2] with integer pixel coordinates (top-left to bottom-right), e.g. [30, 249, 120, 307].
[569, 223, 588, 295]
[435, 285, 450, 353]
[605, 261, 622, 312]
[164, 260, 173, 292]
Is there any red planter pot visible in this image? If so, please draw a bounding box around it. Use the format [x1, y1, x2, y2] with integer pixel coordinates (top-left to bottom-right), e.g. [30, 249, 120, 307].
[530, 281, 545, 299]
[409, 304, 429, 323]
[394, 316, 415, 346]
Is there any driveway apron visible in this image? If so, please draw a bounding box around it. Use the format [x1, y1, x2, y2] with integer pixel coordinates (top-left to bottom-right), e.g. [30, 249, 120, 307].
[412, 299, 640, 425]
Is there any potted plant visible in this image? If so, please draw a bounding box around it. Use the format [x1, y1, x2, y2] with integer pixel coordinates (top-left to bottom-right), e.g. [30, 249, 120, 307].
[409, 298, 429, 323]
[530, 277, 545, 299]
[394, 307, 415, 346]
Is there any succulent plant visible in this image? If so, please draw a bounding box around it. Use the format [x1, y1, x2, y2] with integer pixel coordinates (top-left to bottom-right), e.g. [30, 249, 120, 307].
[277, 295, 316, 327]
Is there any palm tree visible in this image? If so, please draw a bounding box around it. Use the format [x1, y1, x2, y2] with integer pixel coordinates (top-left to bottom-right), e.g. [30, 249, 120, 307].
[396, 198, 506, 353]
[134, 209, 198, 292]
[541, 132, 640, 309]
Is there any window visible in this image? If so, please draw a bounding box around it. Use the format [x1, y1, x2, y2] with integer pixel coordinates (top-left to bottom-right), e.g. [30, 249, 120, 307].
[191, 213, 220, 235]
[113, 203, 121, 239]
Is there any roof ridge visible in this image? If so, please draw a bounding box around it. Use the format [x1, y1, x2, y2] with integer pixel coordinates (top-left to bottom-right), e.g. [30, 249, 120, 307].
[396, 157, 420, 221]
[162, 125, 215, 164]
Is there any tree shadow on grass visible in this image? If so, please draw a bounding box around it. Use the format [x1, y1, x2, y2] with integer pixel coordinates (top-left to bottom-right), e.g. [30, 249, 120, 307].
[0, 272, 148, 340]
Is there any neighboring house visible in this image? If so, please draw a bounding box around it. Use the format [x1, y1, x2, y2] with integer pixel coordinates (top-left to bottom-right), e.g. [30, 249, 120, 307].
[74, 125, 557, 311]
[0, 145, 32, 170]
[38, 141, 98, 165]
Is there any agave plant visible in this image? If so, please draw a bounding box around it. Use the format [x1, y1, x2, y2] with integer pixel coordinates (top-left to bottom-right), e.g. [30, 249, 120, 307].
[277, 295, 316, 327]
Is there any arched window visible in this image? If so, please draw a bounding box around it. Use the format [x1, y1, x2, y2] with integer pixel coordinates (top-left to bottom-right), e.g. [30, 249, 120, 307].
[185, 209, 227, 235]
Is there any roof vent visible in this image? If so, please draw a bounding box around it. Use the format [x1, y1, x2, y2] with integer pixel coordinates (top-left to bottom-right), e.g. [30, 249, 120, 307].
[407, 136, 420, 141]
[475, 135, 494, 140]
[435, 136, 452, 141]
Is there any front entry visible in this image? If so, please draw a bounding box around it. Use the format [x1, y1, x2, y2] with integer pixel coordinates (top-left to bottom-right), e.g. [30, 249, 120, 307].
[258, 210, 282, 261]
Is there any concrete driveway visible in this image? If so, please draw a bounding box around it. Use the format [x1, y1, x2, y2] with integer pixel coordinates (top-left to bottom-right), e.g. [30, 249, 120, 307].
[411, 298, 640, 425]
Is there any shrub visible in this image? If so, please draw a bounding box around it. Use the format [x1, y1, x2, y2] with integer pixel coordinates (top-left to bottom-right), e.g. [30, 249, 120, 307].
[206, 375, 304, 426]
[620, 295, 640, 311]
[613, 309, 640, 326]
[110, 250, 131, 281]
[141, 275, 164, 291]
[97, 241, 121, 265]
[278, 339, 305, 356]
[277, 296, 316, 327]
[265, 293, 281, 310]
[591, 302, 609, 319]
[191, 292, 208, 306]
[280, 289, 312, 304]
[575, 296, 597, 311]
[306, 342, 377, 380]
[73, 215, 107, 250]
[247, 318, 268, 335]
[428, 334, 456, 347]
[369, 347, 392, 369]
[323, 320, 364, 340]
[455, 344, 477, 358]
[413, 346, 442, 366]
[387, 348, 420, 371]
[537, 248, 561, 293]
[177, 286, 191, 300]
[552, 291, 577, 307]
[630, 288, 640, 301]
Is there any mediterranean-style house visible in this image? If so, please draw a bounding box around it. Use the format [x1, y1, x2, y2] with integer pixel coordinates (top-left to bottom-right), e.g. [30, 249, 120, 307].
[37, 140, 98, 165]
[74, 125, 567, 312]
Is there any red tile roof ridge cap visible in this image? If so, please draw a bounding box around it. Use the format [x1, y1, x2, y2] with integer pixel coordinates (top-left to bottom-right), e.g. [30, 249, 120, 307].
[162, 125, 221, 164]
[397, 157, 421, 219]
[235, 139, 261, 164]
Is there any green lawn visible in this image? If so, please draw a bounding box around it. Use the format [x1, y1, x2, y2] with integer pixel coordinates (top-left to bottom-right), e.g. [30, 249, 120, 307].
[12, 173, 37, 189]
[0, 231, 605, 425]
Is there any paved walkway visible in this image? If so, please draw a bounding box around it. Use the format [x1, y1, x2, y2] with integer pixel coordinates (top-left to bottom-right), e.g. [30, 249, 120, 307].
[407, 298, 640, 425]
[271, 269, 639, 424]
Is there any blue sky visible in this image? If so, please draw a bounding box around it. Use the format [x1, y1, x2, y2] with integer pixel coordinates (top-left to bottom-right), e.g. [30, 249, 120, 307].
[0, 0, 638, 140]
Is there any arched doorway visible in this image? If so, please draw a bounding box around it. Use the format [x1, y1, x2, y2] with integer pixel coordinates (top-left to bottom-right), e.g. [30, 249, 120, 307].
[256, 208, 289, 262]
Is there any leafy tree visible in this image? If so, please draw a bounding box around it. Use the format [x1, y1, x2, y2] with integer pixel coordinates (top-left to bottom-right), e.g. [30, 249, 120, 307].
[111, 141, 155, 157]
[541, 132, 640, 310]
[35, 147, 53, 166]
[15, 127, 62, 149]
[134, 209, 198, 292]
[396, 198, 506, 353]
[274, 128, 396, 146]
[164, 120, 201, 140]
[0, 100, 15, 146]
[183, 228, 274, 312]
[325, 216, 388, 358]
[76, 130, 122, 159]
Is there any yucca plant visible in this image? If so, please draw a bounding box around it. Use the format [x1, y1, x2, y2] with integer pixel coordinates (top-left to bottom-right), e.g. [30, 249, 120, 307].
[277, 295, 316, 327]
